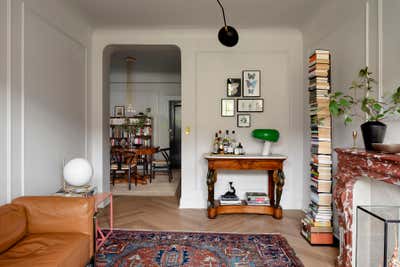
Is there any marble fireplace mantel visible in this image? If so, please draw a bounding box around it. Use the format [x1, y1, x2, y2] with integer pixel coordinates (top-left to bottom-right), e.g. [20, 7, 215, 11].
[335, 148, 400, 267]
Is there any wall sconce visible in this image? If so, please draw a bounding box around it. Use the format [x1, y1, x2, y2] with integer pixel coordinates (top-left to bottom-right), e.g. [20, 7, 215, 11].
[216, 0, 239, 47]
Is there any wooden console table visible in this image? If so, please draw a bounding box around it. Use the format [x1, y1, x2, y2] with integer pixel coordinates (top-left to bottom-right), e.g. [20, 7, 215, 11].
[204, 154, 287, 219]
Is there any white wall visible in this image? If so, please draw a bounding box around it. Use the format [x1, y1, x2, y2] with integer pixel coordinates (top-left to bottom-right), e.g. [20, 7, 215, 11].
[0, 0, 9, 204]
[0, 0, 91, 203]
[90, 28, 304, 209]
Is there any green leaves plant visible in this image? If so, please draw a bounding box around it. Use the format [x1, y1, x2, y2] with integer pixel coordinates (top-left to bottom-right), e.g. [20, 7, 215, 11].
[329, 66, 400, 125]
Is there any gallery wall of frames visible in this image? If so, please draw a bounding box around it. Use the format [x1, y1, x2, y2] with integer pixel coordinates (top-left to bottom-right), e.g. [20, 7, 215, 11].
[221, 70, 263, 127]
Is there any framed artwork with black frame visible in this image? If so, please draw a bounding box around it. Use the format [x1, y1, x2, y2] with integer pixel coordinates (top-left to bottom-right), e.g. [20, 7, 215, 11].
[237, 99, 264, 112]
[227, 78, 241, 97]
[237, 114, 251, 128]
[242, 70, 261, 97]
[114, 106, 125, 117]
[221, 99, 235, 117]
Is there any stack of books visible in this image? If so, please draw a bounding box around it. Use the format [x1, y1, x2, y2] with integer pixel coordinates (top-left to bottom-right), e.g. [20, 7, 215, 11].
[301, 49, 334, 245]
[245, 192, 270, 206]
[219, 196, 242, 205]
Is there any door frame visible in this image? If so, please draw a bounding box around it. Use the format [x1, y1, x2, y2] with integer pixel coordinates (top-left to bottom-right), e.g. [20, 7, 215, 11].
[169, 100, 181, 169]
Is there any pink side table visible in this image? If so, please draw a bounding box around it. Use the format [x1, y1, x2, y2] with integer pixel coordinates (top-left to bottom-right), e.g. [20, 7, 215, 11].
[94, 192, 113, 250]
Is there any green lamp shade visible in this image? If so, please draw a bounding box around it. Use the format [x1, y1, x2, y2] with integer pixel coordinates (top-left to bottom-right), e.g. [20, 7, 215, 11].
[252, 129, 280, 142]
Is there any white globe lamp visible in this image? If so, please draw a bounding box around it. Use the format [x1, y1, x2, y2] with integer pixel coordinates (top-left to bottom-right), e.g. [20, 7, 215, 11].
[63, 158, 93, 187]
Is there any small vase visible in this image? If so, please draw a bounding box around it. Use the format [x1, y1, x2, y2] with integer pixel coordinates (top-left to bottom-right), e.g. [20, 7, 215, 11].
[360, 121, 387, 151]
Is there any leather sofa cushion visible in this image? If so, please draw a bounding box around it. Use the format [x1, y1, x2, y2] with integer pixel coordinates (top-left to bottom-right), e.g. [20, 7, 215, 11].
[12, 196, 95, 257]
[0, 204, 27, 254]
[0, 233, 90, 267]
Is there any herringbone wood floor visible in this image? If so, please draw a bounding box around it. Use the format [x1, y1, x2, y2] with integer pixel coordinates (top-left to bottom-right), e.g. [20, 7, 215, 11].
[97, 196, 338, 267]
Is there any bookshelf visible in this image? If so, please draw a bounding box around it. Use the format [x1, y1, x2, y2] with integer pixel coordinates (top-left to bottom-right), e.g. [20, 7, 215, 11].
[301, 50, 334, 245]
[110, 115, 153, 148]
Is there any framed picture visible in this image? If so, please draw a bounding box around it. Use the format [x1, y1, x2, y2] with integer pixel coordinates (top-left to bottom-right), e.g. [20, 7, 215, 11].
[227, 78, 241, 97]
[237, 99, 264, 112]
[242, 70, 261, 97]
[237, 114, 251, 128]
[221, 99, 235, 117]
[114, 106, 125, 117]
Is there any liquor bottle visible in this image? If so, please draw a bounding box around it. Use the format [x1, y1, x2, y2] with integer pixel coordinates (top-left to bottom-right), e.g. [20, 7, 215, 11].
[235, 142, 244, 155]
[227, 130, 234, 154]
[218, 130, 224, 154]
[231, 130, 237, 154]
[212, 133, 219, 154]
[223, 130, 230, 154]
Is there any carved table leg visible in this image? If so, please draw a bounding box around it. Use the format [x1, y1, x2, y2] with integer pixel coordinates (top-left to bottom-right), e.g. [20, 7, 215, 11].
[267, 170, 275, 208]
[273, 169, 285, 219]
[207, 168, 217, 219]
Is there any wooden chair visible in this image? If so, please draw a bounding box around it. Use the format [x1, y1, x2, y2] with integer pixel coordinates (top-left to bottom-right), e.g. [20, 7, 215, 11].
[110, 148, 138, 190]
[134, 147, 158, 185]
[151, 147, 173, 183]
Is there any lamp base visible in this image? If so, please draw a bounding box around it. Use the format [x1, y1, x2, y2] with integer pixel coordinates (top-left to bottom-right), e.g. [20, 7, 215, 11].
[262, 141, 272, 156]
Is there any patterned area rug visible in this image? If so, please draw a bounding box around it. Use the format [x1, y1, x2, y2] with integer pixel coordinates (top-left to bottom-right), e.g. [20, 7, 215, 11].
[96, 230, 304, 267]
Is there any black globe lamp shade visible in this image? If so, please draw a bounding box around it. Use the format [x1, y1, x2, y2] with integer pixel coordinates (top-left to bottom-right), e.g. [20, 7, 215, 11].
[218, 26, 239, 47]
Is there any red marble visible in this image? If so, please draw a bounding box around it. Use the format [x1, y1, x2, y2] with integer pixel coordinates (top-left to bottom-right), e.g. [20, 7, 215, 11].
[334, 148, 400, 267]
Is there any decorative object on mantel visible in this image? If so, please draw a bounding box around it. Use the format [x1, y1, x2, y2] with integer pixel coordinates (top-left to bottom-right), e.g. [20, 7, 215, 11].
[329, 67, 400, 150]
[372, 143, 400, 154]
[335, 148, 400, 267]
[352, 130, 358, 149]
[251, 129, 280, 156]
[215, 0, 239, 47]
[357, 206, 400, 267]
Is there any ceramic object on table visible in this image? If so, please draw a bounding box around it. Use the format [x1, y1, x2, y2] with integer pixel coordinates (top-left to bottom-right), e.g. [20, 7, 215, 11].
[372, 143, 400, 154]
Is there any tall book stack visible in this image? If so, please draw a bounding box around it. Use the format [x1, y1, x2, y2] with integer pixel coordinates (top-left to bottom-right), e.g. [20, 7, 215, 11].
[301, 50, 334, 245]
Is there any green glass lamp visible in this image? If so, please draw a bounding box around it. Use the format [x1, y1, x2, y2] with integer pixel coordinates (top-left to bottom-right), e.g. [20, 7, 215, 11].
[252, 129, 280, 155]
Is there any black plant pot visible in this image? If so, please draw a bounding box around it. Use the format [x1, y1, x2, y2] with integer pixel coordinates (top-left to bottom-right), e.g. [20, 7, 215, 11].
[360, 121, 387, 151]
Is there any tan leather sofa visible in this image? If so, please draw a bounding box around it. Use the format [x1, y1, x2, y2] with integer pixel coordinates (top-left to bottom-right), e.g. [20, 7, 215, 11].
[0, 196, 95, 267]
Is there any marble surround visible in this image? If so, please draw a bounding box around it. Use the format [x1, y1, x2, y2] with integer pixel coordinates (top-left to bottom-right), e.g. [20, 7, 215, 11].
[334, 148, 400, 267]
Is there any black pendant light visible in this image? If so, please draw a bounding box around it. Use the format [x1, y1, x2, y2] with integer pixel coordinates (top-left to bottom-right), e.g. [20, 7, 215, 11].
[216, 0, 239, 47]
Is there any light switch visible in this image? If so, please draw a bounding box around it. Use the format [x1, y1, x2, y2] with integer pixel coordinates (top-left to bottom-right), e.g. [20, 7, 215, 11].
[185, 126, 191, 135]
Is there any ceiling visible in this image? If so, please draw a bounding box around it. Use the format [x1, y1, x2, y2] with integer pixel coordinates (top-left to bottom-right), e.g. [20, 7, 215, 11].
[68, 0, 330, 29]
[110, 45, 181, 74]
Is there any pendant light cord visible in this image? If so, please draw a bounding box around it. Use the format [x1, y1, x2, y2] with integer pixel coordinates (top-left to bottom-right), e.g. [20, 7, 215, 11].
[216, 0, 228, 31]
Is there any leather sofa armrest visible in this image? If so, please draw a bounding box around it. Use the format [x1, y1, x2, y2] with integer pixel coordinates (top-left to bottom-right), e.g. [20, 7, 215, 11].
[12, 196, 95, 256]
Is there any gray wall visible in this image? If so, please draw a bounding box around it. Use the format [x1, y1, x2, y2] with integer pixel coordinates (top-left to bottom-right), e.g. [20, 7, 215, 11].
[0, 0, 91, 203]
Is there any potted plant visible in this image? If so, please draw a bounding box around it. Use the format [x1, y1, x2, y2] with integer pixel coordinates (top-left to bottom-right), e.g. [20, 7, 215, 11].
[329, 67, 400, 150]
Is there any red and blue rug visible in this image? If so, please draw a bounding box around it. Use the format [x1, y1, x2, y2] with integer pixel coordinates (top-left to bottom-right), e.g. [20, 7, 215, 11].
[96, 230, 303, 267]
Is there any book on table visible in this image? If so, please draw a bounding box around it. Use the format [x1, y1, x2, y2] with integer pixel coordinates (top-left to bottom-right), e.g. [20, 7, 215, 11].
[219, 196, 242, 205]
[245, 192, 270, 206]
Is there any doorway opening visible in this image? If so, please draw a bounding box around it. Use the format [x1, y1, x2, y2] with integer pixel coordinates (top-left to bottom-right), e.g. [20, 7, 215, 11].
[105, 45, 181, 200]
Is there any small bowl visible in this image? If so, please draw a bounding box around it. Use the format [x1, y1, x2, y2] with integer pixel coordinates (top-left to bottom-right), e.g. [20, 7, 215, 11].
[372, 143, 400, 154]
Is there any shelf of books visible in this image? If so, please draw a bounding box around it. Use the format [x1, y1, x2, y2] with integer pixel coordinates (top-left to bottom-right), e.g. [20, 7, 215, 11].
[301, 49, 334, 245]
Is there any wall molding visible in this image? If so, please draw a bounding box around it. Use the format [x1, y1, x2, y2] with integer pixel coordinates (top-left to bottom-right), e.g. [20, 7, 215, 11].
[6, 0, 12, 202]
[19, 4, 90, 194]
[20, 1, 25, 195]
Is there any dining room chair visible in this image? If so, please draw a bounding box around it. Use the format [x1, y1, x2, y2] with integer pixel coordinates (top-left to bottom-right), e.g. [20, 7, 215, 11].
[151, 147, 173, 183]
[110, 148, 138, 190]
